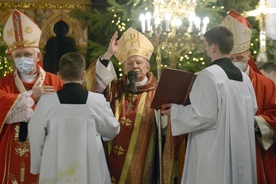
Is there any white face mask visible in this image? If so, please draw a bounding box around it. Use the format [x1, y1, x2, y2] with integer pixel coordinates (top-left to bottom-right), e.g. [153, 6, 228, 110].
[15, 57, 35, 75]
[233, 61, 247, 72]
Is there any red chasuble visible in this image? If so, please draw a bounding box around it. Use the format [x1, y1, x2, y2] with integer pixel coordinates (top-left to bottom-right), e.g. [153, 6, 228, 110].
[0, 67, 62, 184]
[106, 73, 159, 184]
[85, 61, 181, 183]
[248, 64, 276, 184]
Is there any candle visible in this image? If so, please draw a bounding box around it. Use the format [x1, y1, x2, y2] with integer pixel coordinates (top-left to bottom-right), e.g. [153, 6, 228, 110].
[201, 17, 210, 34]
[165, 13, 172, 32]
[146, 12, 152, 32]
[139, 14, 146, 33]
[194, 16, 201, 33]
[187, 14, 195, 33]
[155, 17, 161, 29]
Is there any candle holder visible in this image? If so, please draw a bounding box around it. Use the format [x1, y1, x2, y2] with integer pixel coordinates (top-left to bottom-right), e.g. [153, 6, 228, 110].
[139, 2, 209, 183]
[243, 0, 276, 62]
[139, 0, 209, 70]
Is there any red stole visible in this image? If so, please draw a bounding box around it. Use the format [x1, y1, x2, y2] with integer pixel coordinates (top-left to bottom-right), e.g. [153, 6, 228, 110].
[107, 74, 158, 184]
[0, 76, 39, 183]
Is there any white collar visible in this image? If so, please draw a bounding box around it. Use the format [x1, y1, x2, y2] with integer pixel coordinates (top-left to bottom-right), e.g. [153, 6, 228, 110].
[20, 73, 38, 83]
[245, 66, 250, 75]
[14, 66, 46, 93]
[136, 76, 148, 86]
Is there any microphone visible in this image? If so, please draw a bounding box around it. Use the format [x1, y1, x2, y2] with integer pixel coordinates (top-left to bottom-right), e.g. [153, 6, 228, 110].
[127, 70, 137, 93]
[110, 70, 137, 106]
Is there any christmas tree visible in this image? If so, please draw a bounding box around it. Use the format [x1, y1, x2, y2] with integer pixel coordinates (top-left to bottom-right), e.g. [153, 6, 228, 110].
[0, 25, 13, 77]
[70, 0, 261, 76]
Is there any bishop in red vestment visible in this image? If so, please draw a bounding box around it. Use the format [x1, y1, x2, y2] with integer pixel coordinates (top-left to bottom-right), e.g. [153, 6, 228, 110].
[0, 9, 63, 184]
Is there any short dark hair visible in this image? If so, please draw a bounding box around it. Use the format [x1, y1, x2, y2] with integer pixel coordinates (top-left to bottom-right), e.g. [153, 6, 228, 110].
[259, 61, 276, 73]
[204, 26, 234, 54]
[59, 52, 86, 81]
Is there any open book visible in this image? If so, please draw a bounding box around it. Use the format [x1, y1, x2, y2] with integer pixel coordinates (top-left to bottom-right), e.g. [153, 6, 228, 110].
[151, 68, 197, 110]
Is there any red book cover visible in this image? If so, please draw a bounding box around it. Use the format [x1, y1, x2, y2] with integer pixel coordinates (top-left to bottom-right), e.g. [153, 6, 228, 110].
[151, 68, 197, 109]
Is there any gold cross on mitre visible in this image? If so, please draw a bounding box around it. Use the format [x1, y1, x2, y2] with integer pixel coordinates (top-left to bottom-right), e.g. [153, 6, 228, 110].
[243, 0, 276, 62]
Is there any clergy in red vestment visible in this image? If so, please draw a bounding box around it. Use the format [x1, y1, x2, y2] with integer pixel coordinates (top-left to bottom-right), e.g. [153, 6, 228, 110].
[85, 27, 174, 183]
[0, 9, 63, 184]
[221, 9, 276, 184]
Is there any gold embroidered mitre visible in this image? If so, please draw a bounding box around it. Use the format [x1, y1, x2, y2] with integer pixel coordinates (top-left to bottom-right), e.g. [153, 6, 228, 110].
[220, 9, 252, 54]
[114, 27, 154, 63]
[3, 9, 41, 50]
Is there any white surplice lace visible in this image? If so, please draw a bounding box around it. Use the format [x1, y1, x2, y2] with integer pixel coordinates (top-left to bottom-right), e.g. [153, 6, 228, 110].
[5, 91, 35, 124]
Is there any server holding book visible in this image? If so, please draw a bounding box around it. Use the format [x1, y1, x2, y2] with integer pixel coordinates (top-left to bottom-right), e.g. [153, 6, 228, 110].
[161, 26, 257, 184]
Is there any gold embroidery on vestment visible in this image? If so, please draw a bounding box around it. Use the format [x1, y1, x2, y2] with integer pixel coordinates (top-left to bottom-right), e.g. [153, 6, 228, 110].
[14, 125, 29, 157]
[111, 176, 116, 184]
[20, 161, 25, 183]
[120, 117, 132, 126]
[113, 145, 125, 156]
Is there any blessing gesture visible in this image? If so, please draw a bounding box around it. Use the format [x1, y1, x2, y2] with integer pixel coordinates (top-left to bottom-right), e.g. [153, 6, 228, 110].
[102, 31, 119, 60]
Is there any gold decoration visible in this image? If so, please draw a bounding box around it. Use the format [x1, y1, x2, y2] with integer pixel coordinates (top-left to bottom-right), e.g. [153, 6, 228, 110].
[114, 27, 154, 63]
[14, 125, 30, 158]
[4, 9, 41, 50]
[220, 10, 252, 55]
[113, 145, 125, 156]
[6, 28, 13, 37]
[25, 26, 32, 33]
[111, 176, 116, 184]
[0, 2, 91, 9]
[120, 117, 132, 127]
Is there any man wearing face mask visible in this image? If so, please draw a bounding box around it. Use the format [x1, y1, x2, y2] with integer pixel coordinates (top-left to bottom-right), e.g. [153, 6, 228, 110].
[221, 9, 276, 184]
[0, 9, 63, 183]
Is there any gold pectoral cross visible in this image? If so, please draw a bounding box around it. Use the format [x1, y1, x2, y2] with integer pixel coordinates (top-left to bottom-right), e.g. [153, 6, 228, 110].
[125, 102, 134, 114]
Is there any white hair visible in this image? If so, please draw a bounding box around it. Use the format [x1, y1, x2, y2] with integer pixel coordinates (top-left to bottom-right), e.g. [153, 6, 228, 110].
[34, 48, 40, 57]
[11, 47, 41, 57]
[34, 48, 41, 53]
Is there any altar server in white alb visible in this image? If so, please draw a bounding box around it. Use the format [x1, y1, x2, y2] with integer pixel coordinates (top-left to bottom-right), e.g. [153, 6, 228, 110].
[28, 52, 120, 184]
[161, 26, 257, 184]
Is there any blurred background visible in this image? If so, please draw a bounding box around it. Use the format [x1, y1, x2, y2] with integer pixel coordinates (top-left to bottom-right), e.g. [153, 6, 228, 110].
[1, 0, 276, 78]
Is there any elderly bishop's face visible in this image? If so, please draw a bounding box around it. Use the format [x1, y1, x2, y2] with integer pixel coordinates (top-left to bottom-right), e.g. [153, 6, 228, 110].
[11, 47, 41, 75]
[123, 55, 150, 82]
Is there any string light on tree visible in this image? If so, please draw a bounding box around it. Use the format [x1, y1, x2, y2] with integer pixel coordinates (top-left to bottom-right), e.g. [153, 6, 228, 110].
[0, 26, 13, 77]
[243, 0, 276, 62]
[139, 0, 209, 77]
[138, 1, 209, 182]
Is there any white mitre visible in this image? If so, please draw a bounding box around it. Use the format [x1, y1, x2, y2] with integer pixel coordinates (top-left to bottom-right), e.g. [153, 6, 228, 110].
[220, 9, 252, 54]
[3, 9, 41, 51]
